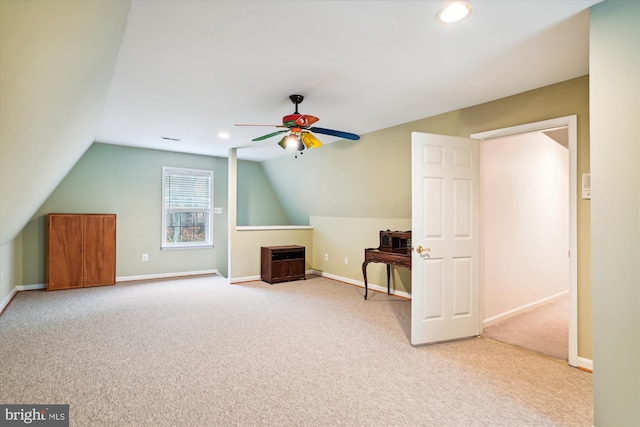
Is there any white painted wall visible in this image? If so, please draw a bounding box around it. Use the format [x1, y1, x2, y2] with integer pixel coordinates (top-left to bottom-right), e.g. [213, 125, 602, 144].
[482, 132, 569, 321]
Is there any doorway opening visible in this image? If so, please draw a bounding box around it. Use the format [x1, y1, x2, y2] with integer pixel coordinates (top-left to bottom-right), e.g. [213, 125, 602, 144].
[479, 129, 569, 361]
[472, 116, 578, 367]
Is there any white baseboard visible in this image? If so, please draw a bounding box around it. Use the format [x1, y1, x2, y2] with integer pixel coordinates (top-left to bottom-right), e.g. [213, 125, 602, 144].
[230, 275, 260, 284]
[1, 283, 47, 314]
[483, 290, 569, 327]
[578, 357, 593, 372]
[319, 271, 412, 299]
[117, 269, 218, 283]
[17, 283, 47, 291]
[0, 288, 17, 313]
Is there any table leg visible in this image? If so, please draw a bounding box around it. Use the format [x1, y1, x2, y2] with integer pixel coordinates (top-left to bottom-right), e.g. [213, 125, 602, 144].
[362, 261, 369, 300]
[386, 264, 391, 295]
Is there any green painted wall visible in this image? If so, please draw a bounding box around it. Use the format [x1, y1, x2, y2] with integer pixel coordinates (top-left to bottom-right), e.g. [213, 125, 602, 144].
[20, 143, 288, 284]
[231, 228, 313, 281]
[21, 143, 227, 281]
[310, 216, 411, 294]
[590, 0, 639, 424]
[237, 161, 290, 226]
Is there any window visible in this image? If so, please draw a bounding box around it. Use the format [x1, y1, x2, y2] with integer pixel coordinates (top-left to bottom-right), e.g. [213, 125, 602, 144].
[162, 166, 214, 249]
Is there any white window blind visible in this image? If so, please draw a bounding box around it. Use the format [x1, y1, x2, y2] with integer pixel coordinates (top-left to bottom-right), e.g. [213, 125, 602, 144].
[161, 166, 214, 249]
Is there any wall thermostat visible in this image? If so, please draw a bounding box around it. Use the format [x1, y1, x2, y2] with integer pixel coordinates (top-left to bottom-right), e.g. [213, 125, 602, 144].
[582, 173, 591, 200]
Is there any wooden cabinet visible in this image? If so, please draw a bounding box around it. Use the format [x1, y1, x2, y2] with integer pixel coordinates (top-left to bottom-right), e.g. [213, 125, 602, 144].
[261, 245, 305, 284]
[48, 214, 116, 291]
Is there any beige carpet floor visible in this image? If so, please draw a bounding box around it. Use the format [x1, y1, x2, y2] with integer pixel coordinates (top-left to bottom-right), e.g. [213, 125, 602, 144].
[0, 276, 591, 426]
[482, 294, 570, 361]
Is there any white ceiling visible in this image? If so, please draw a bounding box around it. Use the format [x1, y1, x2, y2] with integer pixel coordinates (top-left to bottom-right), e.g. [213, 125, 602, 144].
[95, 0, 601, 162]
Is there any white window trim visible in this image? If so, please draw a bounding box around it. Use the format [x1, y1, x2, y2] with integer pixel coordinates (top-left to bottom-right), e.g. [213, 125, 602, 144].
[161, 166, 214, 250]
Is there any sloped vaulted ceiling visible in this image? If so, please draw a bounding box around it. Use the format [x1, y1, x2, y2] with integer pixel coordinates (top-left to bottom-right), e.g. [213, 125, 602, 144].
[0, 0, 131, 245]
[95, 0, 600, 161]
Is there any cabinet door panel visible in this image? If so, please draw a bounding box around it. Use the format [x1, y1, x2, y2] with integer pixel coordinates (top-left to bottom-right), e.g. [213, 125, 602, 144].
[83, 215, 116, 287]
[289, 259, 305, 277]
[48, 215, 83, 290]
[271, 261, 290, 280]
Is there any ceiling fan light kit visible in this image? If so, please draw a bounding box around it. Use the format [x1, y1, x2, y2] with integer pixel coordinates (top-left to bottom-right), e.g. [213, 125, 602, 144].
[236, 94, 360, 157]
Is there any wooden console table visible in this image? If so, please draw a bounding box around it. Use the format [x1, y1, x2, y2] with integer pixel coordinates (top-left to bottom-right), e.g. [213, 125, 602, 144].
[362, 230, 411, 300]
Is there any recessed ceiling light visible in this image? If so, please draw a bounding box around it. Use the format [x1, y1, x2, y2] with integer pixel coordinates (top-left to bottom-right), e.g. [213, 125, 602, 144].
[218, 132, 230, 139]
[437, 1, 472, 23]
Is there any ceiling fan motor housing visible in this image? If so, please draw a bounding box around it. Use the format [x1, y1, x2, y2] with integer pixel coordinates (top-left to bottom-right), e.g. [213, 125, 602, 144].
[289, 94, 304, 105]
[282, 114, 318, 127]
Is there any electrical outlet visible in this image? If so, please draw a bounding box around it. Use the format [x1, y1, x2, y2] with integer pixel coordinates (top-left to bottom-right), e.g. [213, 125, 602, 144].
[344, 257, 348, 265]
[142, 254, 149, 262]
[324, 254, 329, 261]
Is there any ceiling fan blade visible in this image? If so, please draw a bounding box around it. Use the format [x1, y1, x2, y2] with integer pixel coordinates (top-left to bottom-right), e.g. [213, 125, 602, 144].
[300, 132, 323, 149]
[309, 127, 360, 141]
[252, 129, 289, 141]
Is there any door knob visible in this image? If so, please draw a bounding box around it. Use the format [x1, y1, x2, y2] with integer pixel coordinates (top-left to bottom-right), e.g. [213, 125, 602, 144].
[416, 246, 430, 254]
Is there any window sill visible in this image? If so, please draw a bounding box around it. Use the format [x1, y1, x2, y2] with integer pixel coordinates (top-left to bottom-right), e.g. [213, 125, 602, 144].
[161, 245, 215, 250]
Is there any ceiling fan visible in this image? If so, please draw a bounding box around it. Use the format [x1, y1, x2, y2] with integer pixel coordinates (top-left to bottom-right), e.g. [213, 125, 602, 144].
[235, 95, 360, 154]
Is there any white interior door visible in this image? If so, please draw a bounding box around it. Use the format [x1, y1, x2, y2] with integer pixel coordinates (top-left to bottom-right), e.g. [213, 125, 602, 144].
[411, 132, 480, 345]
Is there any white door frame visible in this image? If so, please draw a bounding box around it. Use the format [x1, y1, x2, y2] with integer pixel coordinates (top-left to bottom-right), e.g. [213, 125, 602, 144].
[471, 115, 578, 367]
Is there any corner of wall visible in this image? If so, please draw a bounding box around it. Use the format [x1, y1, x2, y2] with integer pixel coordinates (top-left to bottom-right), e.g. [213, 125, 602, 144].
[0, 235, 24, 311]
